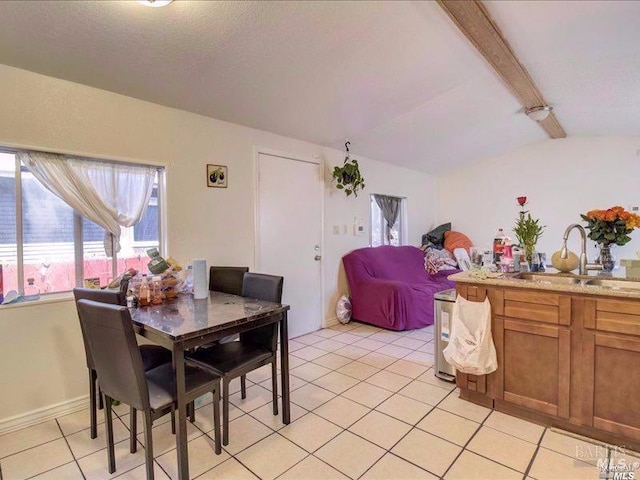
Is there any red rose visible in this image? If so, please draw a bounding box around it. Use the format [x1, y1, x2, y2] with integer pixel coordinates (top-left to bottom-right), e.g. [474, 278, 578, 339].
[517, 196, 527, 207]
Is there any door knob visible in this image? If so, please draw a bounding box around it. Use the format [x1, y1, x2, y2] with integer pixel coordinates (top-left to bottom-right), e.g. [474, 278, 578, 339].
[314, 255, 322, 261]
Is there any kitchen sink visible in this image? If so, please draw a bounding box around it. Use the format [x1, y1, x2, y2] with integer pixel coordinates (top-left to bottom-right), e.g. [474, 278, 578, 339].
[514, 273, 640, 290]
[514, 273, 585, 285]
[583, 278, 640, 290]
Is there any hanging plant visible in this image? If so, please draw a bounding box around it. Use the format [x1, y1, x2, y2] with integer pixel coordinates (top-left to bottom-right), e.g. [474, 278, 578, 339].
[332, 141, 365, 197]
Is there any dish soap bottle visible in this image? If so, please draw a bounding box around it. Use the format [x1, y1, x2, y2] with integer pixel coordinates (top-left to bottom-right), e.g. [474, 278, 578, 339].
[493, 228, 506, 265]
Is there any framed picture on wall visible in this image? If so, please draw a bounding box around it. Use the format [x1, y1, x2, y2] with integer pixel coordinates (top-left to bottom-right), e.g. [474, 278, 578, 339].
[207, 164, 228, 188]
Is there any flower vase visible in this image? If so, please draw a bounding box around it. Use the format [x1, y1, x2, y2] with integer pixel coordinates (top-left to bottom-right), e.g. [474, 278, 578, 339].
[599, 244, 616, 272]
[524, 244, 537, 271]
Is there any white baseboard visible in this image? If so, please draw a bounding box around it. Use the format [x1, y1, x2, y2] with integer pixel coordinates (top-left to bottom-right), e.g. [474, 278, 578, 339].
[0, 395, 89, 435]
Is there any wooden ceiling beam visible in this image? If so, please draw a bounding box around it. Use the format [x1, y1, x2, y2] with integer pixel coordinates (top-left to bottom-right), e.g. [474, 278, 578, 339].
[437, 0, 566, 139]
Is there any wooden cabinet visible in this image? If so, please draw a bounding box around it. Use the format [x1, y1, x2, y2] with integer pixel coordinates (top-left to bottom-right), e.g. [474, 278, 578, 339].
[455, 281, 640, 451]
[581, 298, 640, 441]
[497, 290, 571, 419]
[498, 316, 571, 418]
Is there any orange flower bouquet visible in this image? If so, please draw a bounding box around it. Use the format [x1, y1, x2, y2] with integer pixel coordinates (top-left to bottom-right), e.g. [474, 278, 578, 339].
[580, 206, 640, 246]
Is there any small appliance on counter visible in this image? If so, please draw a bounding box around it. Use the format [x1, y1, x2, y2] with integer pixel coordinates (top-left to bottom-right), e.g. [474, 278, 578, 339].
[434, 288, 456, 382]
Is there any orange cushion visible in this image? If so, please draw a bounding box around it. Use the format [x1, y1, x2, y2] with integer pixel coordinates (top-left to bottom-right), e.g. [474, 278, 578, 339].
[443, 231, 473, 254]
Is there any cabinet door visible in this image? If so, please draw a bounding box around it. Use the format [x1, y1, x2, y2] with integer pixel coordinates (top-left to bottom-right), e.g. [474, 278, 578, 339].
[498, 317, 571, 418]
[454, 286, 503, 397]
[582, 330, 640, 441]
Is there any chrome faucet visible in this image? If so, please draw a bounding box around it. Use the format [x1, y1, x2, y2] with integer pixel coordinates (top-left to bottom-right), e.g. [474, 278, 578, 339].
[560, 224, 602, 275]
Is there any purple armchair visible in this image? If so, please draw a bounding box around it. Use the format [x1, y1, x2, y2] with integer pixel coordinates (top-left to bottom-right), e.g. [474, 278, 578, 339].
[342, 246, 457, 331]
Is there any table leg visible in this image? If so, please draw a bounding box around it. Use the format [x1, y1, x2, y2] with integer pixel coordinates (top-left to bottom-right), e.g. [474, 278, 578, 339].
[173, 346, 189, 480]
[279, 311, 290, 424]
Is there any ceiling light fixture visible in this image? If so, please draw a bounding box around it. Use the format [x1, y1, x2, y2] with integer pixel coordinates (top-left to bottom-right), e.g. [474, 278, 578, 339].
[525, 105, 553, 122]
[137, 0, 173, 7]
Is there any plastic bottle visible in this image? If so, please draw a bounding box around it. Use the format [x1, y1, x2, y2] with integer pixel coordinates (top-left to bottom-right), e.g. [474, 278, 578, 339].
[151, 275, 163, 305]
[493, 228, 506, 264]
[139, 275, 150, 306]
[500, 238, 515, 273]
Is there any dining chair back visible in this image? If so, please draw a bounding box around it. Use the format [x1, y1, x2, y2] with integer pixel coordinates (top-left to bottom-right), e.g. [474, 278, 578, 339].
[73, 287, 173, 440]
[240, 273, 283, 350]
[77, 300, 150, 411]
[77, 299, 222, 480]
[209, 266, 249, 296]
[186, 272, 284, 446]
[73, 288, 124, 371]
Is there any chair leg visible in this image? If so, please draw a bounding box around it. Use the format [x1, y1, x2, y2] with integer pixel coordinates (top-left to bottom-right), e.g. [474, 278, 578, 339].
[89, 369, 98, 439]
[271, 360, 279, 415]
[240, 375, 247, 399]
[189, 401, 195, 423]
[212, 384, 221, 455]
[143, 411, 154, 480]
[170, 406, 176, 435]
[130, 406, 137, 453]
[98, 385, 104, 410]
[104, 395, 116, 474]
[222, 378, 229, 446]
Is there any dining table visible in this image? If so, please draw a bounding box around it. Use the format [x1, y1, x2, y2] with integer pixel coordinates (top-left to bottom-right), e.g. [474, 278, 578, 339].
[130, 291, 291, 480]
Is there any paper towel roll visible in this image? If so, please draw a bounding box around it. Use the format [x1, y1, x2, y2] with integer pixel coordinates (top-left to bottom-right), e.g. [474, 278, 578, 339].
[192, 259, 208, 299]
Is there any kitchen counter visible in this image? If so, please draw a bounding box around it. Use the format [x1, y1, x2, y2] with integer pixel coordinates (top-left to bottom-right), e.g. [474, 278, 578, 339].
[449, 272, 640, 451]
[448, 270, 640, 300]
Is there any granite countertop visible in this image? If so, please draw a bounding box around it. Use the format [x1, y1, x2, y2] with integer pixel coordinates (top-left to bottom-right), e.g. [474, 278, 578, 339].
[448, 269, 640, 300]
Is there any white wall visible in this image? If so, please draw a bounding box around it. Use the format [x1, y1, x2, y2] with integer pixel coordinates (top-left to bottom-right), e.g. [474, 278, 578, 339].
[437, 136, 640, 263]
[324, 159, 438, 321]
[0, 64, 437, 424]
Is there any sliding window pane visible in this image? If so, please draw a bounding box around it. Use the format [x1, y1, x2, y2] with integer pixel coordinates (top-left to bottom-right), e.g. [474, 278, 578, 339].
[0, 153, 17, 292]
[121, 176, 159, 275]
[82, 218, 111, 288]
[21, 166, 76, 293]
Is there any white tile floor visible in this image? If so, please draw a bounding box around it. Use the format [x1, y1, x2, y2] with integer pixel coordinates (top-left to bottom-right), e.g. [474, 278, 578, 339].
[0, 321, 622, 480]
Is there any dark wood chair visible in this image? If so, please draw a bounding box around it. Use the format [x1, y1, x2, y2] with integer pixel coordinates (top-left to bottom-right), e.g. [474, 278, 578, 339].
[73, 288, 173, 439]
[76, 299, 222, 480]
[186, 273, 283, 445]
[209, 266, 249, 296]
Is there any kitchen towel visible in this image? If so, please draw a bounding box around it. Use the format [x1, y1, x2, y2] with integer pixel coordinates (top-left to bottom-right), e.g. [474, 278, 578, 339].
[192, 259, 208, 299]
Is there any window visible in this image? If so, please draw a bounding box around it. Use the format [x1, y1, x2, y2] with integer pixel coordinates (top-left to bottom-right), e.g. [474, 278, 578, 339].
[370, 194, 406, 247]
[0, 150, 164, 295]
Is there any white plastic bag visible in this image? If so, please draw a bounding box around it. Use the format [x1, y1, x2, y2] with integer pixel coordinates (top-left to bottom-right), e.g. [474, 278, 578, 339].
[336, 295, 352, 324]
[443, 296, 497, 375]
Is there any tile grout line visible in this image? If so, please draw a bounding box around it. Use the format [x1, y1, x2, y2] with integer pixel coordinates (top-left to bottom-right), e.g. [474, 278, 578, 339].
[56, 417, 88, 480]
[356, 385, 458, 480]
[438, 388, 494, 479]
[522, 426, 548, 479]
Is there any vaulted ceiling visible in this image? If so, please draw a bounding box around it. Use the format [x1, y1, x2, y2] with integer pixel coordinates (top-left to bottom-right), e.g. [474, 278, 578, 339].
[0, 1, 637, 173]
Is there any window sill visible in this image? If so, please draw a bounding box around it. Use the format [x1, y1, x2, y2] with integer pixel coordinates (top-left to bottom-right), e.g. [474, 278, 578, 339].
[0, 292, 74, 310]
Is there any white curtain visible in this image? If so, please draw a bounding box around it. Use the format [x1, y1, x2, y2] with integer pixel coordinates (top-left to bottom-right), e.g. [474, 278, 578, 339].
[17, 151, 156, 256]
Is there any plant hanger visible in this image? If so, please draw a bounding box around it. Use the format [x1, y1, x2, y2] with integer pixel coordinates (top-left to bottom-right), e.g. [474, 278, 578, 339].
[332, 141, 365, 197]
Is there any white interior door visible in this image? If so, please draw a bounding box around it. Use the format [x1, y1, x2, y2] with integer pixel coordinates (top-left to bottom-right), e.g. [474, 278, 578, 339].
[257, 152, 323, 338]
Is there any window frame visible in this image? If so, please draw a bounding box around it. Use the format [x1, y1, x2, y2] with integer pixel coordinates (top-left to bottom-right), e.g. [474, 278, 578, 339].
[369, 194, 407, 247]
[0, 147, 166, 295]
